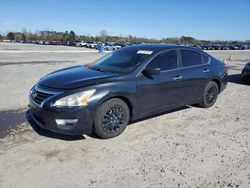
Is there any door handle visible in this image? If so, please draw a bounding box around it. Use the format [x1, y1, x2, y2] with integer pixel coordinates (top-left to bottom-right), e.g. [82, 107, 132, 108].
[173, 76, 183, 81]
[203, 69, 210, 73]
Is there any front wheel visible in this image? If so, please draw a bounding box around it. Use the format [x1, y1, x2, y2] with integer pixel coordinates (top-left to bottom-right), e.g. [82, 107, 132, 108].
[198, 81, 219, 108]
[93, 98, 130, 139]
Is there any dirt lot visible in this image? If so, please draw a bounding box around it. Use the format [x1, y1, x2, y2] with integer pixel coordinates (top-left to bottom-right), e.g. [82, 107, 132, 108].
[0, 42, 249, 188]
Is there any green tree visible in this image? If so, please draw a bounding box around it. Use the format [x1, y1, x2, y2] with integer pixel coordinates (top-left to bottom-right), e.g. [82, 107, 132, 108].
[68, 30, 76, 42]
[62, 31, 69, 43]
[180, 36, 197, 44]
[7, 32, 15, 40]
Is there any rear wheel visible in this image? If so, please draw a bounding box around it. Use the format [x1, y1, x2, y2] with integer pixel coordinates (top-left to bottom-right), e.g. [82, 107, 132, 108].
[199, 81, 219, 108]
[93, 98, 130, 139]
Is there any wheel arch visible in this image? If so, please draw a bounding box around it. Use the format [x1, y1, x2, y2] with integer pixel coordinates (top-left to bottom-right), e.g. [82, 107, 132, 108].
[95, 94, 135, 121]
[211, 78, 221, 92]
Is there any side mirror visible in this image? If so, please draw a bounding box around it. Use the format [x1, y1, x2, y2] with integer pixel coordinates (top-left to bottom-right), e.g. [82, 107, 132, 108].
[143, 67, 161, 75]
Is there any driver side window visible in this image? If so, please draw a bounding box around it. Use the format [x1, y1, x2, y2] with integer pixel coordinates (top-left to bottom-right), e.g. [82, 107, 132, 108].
[147, 50, 178, 71]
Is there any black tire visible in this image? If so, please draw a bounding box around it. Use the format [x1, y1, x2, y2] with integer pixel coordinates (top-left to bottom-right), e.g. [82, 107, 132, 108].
[198, 81, 219, 108]
[93, 98, 130, 139]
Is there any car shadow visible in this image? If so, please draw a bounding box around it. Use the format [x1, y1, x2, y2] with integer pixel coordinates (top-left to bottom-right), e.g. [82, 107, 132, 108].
[87, 106, 191, 139]
[26, 112, 85, 141]
[26, 104, 219, 140]
[228, 74, 250, 86]
[131, 106, 190, 124]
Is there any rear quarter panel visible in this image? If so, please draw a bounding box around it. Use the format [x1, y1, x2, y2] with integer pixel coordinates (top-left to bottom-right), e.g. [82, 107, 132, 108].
[210, 58, 228, 92]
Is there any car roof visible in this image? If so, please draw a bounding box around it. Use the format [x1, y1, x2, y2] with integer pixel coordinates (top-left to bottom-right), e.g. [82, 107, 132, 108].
[120, 44, 202, 54]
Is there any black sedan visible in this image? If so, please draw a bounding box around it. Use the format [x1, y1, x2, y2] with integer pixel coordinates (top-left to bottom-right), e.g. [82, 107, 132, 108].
[241, 62, 250, 82]
[27, 44, 228, 138]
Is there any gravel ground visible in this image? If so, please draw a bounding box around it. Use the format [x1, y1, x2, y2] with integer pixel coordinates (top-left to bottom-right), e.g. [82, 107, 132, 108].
[0, 42, 104, 111]
[0, 42, 249, 188]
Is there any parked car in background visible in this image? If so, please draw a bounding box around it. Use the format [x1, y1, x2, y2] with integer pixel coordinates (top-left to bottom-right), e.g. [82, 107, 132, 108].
[103, 42, 113, 51]
[117, 42, 127, 48]
[191, 45, 202, 50]
[201, 45, 208, 50]
[112, 43, 122, 50]
[14, 39, 250, 51]
[27, 44, 228, 139]
[207, 45, 215, 50]
[66, 41, 76, 46]
[221, 45, 230, 50]
[76, 41, 87, 47]
[86, 42, 97, 49]
[38, 41, 44, 45]
[214, 45, 223, 50]
[241, 62, 250, 82]
[230, 45, 240, 50]
[240, 45, 249, 50]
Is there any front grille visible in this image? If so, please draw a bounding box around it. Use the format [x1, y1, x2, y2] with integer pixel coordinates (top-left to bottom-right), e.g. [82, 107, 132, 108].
[31, 88, 53, 105]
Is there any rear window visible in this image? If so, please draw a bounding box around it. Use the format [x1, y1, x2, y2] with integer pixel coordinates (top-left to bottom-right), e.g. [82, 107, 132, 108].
[181, 49, 202, 67]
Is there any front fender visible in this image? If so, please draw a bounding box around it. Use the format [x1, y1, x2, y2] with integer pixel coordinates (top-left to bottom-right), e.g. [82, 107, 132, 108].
[87, 81, 138, 119]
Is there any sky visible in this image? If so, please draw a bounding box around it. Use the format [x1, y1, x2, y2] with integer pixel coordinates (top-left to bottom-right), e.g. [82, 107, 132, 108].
[0, 0, 250, 40]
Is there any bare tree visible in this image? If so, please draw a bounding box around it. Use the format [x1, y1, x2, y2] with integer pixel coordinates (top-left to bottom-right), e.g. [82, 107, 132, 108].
[21, 28, 28, 41]
[100, 30, 108, 42]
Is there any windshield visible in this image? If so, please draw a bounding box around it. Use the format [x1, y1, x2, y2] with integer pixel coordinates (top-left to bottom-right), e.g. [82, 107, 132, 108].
[90, 50, 152, 74]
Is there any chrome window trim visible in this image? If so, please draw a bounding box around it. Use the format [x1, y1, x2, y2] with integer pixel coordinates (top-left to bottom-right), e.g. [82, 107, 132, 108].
[156, 61, 210, 73]
[136, 48, 211, 77]
[177, 62, 210, 70]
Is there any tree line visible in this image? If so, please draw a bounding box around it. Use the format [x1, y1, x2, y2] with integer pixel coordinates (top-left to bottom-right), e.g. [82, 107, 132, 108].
[0, 29, 249, 45]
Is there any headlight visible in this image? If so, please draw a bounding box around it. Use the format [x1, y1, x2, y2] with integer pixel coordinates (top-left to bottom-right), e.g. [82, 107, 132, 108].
[53, 89, 96, 107]
[29, 86, 35, 96]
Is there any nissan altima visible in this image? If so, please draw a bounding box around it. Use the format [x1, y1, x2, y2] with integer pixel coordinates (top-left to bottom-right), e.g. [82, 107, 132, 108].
[27, 44, 228, 138]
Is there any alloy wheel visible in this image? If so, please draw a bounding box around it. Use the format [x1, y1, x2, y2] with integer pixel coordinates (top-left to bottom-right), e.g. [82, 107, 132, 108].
[206, 85, 218, 105]
[102, 106, 126, 133]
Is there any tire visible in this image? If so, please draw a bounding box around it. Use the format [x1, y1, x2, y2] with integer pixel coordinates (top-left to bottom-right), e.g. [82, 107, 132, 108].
[93, 98, 130, 139]
[198, 81, 219, 108]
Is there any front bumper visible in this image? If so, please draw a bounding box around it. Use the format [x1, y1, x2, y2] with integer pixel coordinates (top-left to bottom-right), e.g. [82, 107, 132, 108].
[27, 98, 94, 136]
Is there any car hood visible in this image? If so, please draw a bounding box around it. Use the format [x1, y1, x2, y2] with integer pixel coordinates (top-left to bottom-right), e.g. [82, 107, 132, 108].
[38, 65, 120, 89]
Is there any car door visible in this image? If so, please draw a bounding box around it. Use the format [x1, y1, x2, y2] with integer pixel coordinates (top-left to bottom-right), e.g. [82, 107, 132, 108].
[179, 49, 211, 105]
[136, 50, 183, 117]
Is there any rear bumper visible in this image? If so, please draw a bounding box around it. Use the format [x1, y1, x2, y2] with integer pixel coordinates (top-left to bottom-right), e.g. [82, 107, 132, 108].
[242, 69, 250, 80]
[219, 73, 228, 93]
[27, 98, 93, 136]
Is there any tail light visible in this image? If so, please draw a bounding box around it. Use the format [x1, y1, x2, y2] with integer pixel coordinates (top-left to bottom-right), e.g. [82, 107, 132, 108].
[224, 63, 229, 74]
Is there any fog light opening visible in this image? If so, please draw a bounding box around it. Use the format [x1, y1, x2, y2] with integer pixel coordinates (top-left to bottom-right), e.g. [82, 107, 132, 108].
[55, 119, 78, 130]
